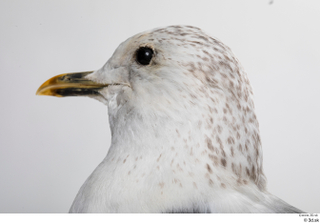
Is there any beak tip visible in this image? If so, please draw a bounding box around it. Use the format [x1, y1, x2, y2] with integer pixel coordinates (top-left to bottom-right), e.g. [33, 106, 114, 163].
[36, 87, 46, 96]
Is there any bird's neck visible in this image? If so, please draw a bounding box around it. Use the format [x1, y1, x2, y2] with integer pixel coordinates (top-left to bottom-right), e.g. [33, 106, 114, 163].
[106, 91, 267, 192]
[108, 107, 189, 154]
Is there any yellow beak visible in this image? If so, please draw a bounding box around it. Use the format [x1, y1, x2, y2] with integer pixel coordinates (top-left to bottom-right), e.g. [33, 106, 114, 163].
[36, 71, 108, 97]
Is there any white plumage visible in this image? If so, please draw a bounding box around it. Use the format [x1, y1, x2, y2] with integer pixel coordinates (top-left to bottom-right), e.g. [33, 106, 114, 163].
[37, 25, 302, 213]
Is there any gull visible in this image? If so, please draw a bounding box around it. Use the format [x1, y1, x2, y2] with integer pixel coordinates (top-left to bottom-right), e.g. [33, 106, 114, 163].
[36, 25, 302, 213]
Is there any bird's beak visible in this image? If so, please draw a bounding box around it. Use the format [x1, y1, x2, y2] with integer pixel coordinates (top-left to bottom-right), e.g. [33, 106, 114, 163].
[36, 71, 108, 97]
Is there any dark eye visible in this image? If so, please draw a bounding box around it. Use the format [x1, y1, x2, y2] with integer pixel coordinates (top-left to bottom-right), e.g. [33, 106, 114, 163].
[136, 47, 154, 65]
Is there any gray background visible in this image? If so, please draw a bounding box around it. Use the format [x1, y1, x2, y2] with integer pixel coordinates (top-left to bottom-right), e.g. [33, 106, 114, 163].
[0, 0, 319, 213]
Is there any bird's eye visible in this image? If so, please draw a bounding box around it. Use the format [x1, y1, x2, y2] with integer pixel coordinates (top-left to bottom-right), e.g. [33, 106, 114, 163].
[136, 47, 154, 65]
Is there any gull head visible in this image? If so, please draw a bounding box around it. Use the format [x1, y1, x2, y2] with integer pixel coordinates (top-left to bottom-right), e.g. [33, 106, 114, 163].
[37, 26, 254, 120]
